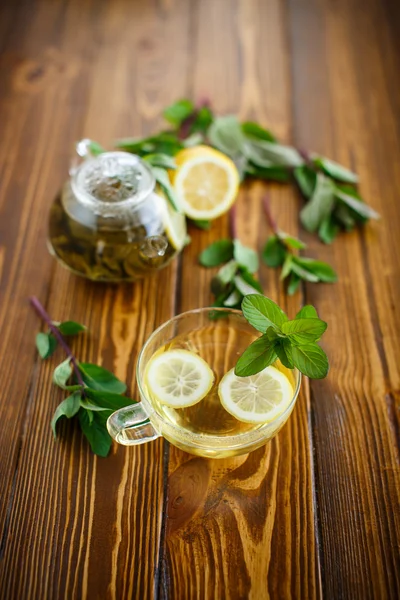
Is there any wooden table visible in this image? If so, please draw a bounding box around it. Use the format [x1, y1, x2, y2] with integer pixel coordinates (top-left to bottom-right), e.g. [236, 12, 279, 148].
[1, 0, 399, 598]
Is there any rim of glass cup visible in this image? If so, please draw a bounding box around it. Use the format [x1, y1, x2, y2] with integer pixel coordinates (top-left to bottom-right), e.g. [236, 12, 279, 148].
[136, 307, 302, 446]
[71, 151, 156, 210]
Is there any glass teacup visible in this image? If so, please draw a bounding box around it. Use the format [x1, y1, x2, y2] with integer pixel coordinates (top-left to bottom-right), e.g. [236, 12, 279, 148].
[107, 308, 301, 459]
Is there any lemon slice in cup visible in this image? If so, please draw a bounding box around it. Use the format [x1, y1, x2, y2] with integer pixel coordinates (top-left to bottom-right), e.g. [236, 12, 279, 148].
[170, 145, 240, 220]
[145, 349, 214, 408]
[218, 365, 293, 424]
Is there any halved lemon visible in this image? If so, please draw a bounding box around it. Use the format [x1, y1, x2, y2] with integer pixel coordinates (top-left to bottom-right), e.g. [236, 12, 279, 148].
[218, 366, 293, 424]
[155, 190, 187, 251]
[145, 349, 214, 408]
[170, 145, 240, 220]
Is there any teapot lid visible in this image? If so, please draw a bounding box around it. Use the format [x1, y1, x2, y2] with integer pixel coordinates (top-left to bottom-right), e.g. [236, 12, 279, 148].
[71, 148, 155, 215]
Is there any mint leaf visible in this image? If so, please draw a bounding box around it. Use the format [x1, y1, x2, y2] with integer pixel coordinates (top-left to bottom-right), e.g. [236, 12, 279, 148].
[88, 140, 105, 156]
[335, 189, 380, 220]
[281, 255, 294, 280]
[191, 219, 211, 230]
[294, 258, 337, 283]
[78, 409, 113, 457]
[319, 215, 340, 244]
[36, 332, 57, 359]
[234, 275, 262, 296]
[53, 358, 73, 389]
[78, 363, 127, 394]
[290, 259, 320, 283]
[282, 318, 327, 344]
[274, 339, 294, 369]
[314, 156, 358, 184]
[79, 400, 111, 412]
[279, 233, 306, 250]
[85, 388, 134, 410]
[223, 289, 242, 308]
[242, 121, 276, 142]
[300, 174, 336, 232]
[151, 167, 181, 211]
[208, 115, 244, 158]
[233, 239, 259, 273]
[190, 106, 213, 134]
[294, 165, 317, 199]
[237, 269, 263, 293]
[242, 294, 288, 332]
[163, 99, 194, 127]
[296, 306, 318, 319]
[243, 139, 303, 168]
[234, 335, 277, 376]
[262, 236, 286, 267]
[245, 163, 290, 182]
[116, 133, 183, 157]
[287, 273, 301, 295]
[56, 321, 86, 336]
[143, 153, 177, 170]
[291, 344, 329, 379]
[51, 392, 81, 437]
[199, 240, 234, 267]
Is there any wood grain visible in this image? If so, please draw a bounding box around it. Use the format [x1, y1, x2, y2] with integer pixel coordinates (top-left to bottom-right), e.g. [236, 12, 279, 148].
[0, 0, 399, 598]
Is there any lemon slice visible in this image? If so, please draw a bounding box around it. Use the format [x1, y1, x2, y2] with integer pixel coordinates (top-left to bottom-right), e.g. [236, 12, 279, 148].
[170, 145, 239, 220]
[155, 191, 187, 250]
[145, 349, 214, 408]
[218, 366, 294, 424]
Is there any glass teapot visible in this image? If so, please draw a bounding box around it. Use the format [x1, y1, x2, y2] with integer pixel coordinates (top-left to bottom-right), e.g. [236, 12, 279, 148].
[48, 140, 184, 282]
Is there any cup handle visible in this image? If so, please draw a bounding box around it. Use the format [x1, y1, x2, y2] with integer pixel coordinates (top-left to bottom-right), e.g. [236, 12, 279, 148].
[107, 403, 160, 446]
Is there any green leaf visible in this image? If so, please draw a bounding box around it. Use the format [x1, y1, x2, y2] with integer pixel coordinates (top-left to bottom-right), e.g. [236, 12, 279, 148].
[237, 268, 263, 293]
[190, 106, 214, 134]
[287, 273, 301, 295]
[88, 140, 105, 156]
[282, 318, 327, 344]
[334, 204, 356, 230]
[36, 332, 57, 359]
[281, 255, 294, 280]
[223, 289, 242, 307]
[163, 99, 194, 127]
[151, 167, 181, 211]
[241, 294, 288, 332]
[78, 363, 127, 394]
[56, 321, 86, 336]
[53, 358, 73, 389]
[84, 388, 135, 410]
[207, 115, 244, 158]
[293, 165, 317, 199]
[290, 259, 320, 282]
[143, 154, 177, 170]
[262, 236, 286, 268]
[234, 275, 262, 296]
[78, 409, 112, 457]
[300, 174, 336, 232]
[190, 219, 211, 230]
[216, 260, 238, 286]
[243, 139, 303, 168]
[318, 215, 340, 244]
[265, 326, 279, 343]
[279, 233, 306, 250]
[245, 163, 291, 183]
[314, 156, 358, 184]
[234, 335, 277, 377]
[79, 400, 111, 412]
[233, 239, 259, 273]
[51, 392, 81, 437]
[116, 133, 183, 157]
[182, 132, 204, 147]
[294, 257, 338, 283]
[242, 121, 276, 142]
[335, 189, 380, 220]
[274, 339, 294, 369]
[199, 239, 234, 267]
[296, 305, 318, 319]
[291, 343, 329, 379]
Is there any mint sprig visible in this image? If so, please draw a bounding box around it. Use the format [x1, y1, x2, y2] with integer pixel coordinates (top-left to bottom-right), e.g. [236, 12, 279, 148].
[262, 196, 337, 295]
[30, 296, 136, 457]
[236, 294, 329, 379]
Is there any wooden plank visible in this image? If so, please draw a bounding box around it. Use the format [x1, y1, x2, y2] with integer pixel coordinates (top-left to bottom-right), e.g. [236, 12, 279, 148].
[160, 1, 320, 598]
[0, 0, 191, 597]
[287, 0, 400, 597]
